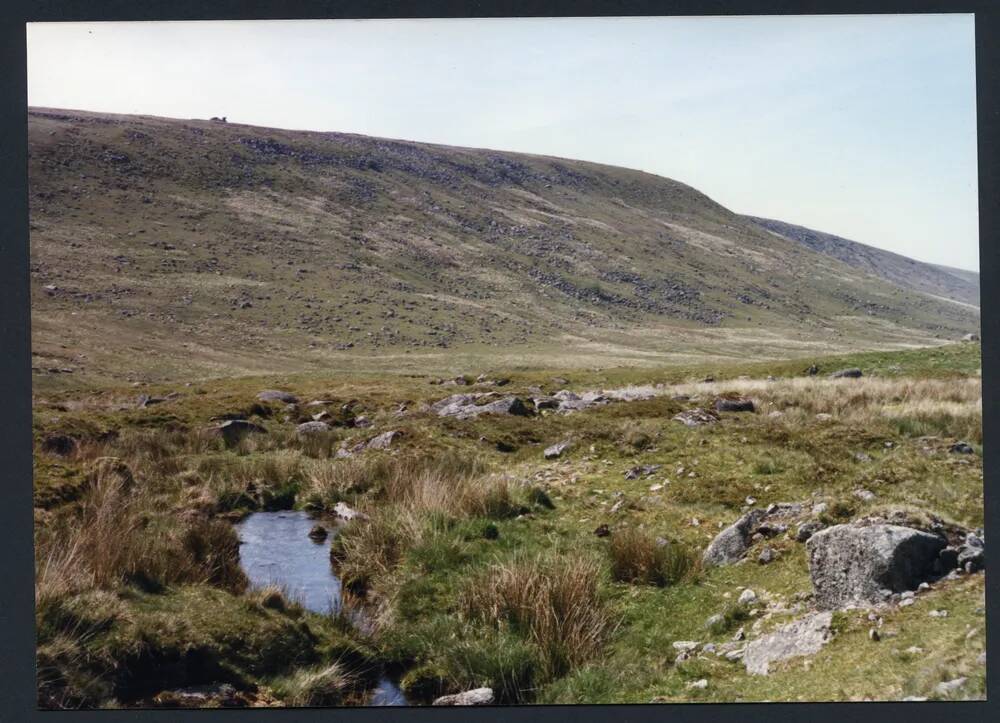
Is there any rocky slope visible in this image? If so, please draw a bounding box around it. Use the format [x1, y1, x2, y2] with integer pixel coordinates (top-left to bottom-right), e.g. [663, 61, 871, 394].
[745, 216, 980, 308]
[27, 108, 979, 386]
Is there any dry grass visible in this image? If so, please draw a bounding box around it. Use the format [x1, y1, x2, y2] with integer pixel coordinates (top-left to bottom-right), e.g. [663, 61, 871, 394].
[459, 553, 616, 678]
[35, 465, 247, 607]
[608, 528, 698, 587]
[271, 663, 354, 707]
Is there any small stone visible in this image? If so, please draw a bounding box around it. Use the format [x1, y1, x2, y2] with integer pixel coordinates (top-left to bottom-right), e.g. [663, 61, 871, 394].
[432, 687, 494, 706]
[307, 524, 328, 541]
[758, 547, 777, 564]
[733, 627, 746, 642]
[869, 628, 880, 642]
[738, 589, 757, 605]
[686, 679, 708, 690]
[928, 609, 948, 618]
[934, 677, 967, 696]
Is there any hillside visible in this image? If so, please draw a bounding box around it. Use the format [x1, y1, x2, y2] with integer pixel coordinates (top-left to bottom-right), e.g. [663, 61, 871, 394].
[745, 216, 980, 309]
[27, 108, 980, 388]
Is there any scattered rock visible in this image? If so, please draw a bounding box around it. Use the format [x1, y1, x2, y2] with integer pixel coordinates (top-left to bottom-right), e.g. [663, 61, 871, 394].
[686, 679, 708, 690]
[593, 524, 611, 538]
[672, 408, 720, 427]
[544, 441, 572, 459]
[312, 411, 331, 422]
[807, 524, 946, 609]
[435, 393, 531, 419]
[949, 441, 975, 454]
[853, 489, 877, 502]
[744, 611, 833, 675]
[308, 524, 328, 541]
[738, 588, 758, 605]
[257, 390, 298, 404]
[962, 333, 979, 342]
[829, 368, 862, 379]
[333, 502, 368, 522]
[432, 687, 494, 706]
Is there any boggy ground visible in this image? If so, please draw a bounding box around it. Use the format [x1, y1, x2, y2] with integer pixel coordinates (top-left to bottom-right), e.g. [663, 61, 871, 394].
[32, 342, 985, 707]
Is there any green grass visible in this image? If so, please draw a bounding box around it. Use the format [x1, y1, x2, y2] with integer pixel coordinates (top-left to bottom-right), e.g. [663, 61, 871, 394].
[32, 342, 985, 706]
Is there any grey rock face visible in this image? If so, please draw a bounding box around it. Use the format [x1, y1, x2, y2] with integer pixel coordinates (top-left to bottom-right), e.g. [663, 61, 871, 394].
[432, 687, 495, 706]
[703, 509, 766, 567]
[744, 612, 833, 675]
[807, 524, 946, 609]
[257, 389, 299, 404]
[829, 368, 863, 379]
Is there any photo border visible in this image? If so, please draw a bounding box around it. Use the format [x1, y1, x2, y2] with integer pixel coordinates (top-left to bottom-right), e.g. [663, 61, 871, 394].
[1, 2, 996, 721]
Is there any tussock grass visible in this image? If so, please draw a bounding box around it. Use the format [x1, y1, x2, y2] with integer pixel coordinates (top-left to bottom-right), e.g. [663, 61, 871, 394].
[459, 553, 616, 679]
[271, 663, 353, 707]
[608, 529, 699, 587]
[35, 471, 247, 603]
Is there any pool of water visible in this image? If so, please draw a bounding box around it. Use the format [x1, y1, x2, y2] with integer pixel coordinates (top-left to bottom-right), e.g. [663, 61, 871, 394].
[236, 510, 408, 706]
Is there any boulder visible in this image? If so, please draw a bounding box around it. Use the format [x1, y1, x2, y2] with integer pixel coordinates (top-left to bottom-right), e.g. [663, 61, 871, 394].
[308, 524, 328, 541]
[807, 524, 946, 609]
[434, 393, 530, 419]
[702, 509, 766, 567]
[714, 398, 755, 413]
[367, 430, 402, 450]
[257, 390, 299, 404]
[544, 441, 571, 459]
[296, 421, 331, 435]
[744, 612, 833, 675]
[795, 521, 824, 542]
[204, 419, 266, 446]
[829, 368, 862, 379]
[962, 333, 980, 342]
[949, 441, 975, 454]
[333, 502, 368, 522]
[432, 687, 494, 706]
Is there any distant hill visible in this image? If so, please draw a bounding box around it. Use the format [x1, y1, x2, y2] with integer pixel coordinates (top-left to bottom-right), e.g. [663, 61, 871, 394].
[27, 108, 980, 385]
[745, 216, 980, 308]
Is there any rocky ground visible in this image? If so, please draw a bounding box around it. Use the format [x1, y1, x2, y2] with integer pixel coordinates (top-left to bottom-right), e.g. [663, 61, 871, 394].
[32, 342, 985, 707]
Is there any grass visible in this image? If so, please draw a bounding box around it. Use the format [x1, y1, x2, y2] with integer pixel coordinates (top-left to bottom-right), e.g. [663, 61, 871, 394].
[32, 342, 985, 706]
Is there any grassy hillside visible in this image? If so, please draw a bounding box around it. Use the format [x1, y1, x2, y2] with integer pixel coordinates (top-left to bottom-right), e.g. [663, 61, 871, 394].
[746, 216, 980, 309]
[28, 108, 978, 389]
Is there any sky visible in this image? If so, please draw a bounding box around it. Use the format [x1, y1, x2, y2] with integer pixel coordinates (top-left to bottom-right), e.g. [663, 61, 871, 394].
[26, 15, 979, 271]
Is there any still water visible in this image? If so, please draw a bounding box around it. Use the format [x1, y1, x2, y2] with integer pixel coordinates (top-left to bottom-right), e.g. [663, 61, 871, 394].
[236, 510, 408, 706]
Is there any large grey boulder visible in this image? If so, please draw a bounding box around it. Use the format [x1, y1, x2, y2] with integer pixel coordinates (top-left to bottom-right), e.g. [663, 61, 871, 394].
[703, 509, 766, 567]
[296, 421, 331, 435]
[807, 524, 946, 609]
[432, 687, 494, 706]
[744, 612, 833, 675]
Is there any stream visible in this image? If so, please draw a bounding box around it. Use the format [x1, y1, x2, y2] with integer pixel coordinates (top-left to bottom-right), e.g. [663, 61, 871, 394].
[236, 511, 408, 706]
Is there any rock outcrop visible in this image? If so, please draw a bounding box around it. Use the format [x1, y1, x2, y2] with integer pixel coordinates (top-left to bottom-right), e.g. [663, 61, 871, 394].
[744, 612, 833, 675]
[807, 524, 946, 609]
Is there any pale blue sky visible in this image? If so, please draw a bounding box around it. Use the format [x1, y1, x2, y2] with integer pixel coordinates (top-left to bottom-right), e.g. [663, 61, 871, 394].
[26, 15, 979, 270]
